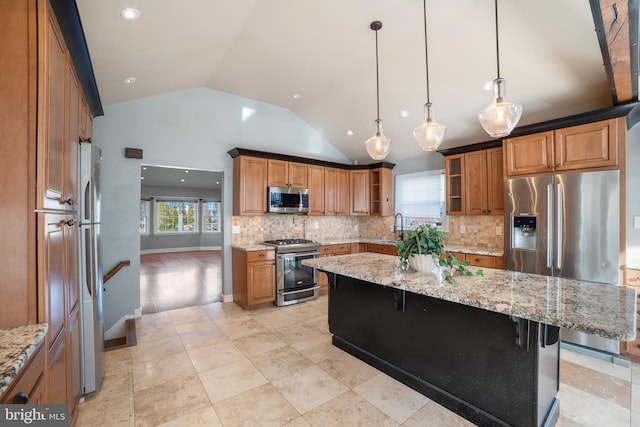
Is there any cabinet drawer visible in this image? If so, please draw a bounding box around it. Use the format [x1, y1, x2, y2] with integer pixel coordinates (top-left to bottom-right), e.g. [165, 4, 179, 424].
[1, 343, 45, 404]
[247, 250, 275, 263]
[367, 244, 397, 256]
[624, 268, 640, 286]
[465, 254, 496, 268]
[320, 244, 350, 256]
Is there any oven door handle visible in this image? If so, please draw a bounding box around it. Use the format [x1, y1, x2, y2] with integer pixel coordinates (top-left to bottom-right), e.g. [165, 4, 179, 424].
[278, 285, 320, 295]
[277, 251, 319, 259]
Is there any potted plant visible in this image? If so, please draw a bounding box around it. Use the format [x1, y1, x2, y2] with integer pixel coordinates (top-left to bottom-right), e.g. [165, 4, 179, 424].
[396, 224, 482, 283]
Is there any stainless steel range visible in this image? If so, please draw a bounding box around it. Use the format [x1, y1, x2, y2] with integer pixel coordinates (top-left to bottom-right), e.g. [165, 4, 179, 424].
[262, 239, 319, 306]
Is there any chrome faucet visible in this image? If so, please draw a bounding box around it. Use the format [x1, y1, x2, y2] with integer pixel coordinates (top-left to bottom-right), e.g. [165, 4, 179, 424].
[394, 213, 404, 241]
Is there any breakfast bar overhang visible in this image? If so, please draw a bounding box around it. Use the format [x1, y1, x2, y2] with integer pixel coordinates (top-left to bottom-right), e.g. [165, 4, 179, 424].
[303, 253, 637, 427]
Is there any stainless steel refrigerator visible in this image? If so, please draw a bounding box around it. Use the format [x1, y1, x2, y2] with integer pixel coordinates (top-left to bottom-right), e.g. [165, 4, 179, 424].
[78, 142, 105, 393]
[505, 170, 620, 354]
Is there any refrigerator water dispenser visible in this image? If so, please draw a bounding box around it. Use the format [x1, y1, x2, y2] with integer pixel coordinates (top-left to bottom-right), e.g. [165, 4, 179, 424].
[513, 216, 537, 250]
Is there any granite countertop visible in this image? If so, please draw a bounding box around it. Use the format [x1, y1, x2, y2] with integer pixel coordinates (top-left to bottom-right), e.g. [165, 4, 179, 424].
[0, 324, 48, 397]
[231, 243, 275, 251]
[303, 253, 636, 341]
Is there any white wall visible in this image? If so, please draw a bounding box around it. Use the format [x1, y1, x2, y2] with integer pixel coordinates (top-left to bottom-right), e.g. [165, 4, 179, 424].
[94, 87, 350, 333]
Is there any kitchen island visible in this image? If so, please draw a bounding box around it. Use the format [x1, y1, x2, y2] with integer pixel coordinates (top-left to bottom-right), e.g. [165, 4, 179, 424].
[303, 253, 636, 427]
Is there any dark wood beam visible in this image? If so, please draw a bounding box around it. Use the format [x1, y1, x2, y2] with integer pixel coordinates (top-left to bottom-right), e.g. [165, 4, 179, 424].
[590, 0, 639, 103]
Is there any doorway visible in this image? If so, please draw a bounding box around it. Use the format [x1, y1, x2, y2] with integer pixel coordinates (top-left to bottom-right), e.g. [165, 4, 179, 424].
[139, 165, 224, 314]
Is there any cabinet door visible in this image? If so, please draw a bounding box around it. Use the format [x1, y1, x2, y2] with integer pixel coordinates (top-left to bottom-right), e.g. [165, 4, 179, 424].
[324, 168, 337, 215]
[39, 5, 68, 210]
[233, 156, 267, 215]
[336, 169, 350, 215]
[48, 331, 67, 404]
[67, 306, 82, 418]
[554, 119, 619, 171]
[288, 162, 308, 188]
[445, 155, 464, 215]
[503, 131, 554, 176]
[370, 168, 393, 216]
[464, 151, 488, 215]
[486, 148, 505, 215]
[65, 64, 80, 211]
[349, 170, 370, 215]
[39, 213, 66, 345]
[247, 261, 275, 305]
[307, 165, 324, 215]
[66, 219, 79, 314]
[267, 159, 289, 187]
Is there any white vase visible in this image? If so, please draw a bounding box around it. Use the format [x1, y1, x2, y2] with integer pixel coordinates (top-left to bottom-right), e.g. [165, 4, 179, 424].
[408, 254, 436, 273]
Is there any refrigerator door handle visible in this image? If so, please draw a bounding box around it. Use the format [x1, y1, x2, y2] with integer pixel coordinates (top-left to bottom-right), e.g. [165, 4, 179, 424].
[556, 183, 563, 269]
[546, 184, 553, 268]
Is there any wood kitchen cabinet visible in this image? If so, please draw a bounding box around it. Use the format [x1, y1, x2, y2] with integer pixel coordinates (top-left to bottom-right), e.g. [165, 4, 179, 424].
[0, 341, 45, 404]
[370, 168, 393, 216]
[307, 165, 324, 215]
[232, 248, 276, 309]
[463, 253, 505, 269]
[232, 156, 268, 215]
[324, 168, 350, 216]
[318, 244, 351, 293]
[464, 148, 504, 215]
[504, 118, 622, 177]
[366, 243, 398, 256]
[445, 154, 464, 215]
[621, 268, 640, 361]
[350, 169, 370, 216]
[268, 159, 308, 188]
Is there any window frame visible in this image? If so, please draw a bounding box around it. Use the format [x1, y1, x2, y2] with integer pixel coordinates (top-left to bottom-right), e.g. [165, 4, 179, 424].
[394, 169, 447, 231]
[154, 198, 199, 234]
[201, 200, 221, 233]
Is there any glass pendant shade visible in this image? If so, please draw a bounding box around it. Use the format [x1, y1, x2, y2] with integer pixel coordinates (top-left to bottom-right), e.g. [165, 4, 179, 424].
[364, 119, 392, 160]
[413, 103, 446, 151]
[478, 79, 523, 138]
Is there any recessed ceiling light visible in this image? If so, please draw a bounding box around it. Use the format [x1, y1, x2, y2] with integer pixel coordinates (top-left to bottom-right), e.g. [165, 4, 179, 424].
[180, 179, 185, 182]
[292, 93, 301, 100]
[216, 181, 220, 185]
[400, 110, 410, 118]
[140, 176, 144, 180]
[124, 77, 136, 84]
[142, 166, 147, 170]
[347, 129, 354, 136]
[120, 8, 140, 20]
[184, 170, 189, 173]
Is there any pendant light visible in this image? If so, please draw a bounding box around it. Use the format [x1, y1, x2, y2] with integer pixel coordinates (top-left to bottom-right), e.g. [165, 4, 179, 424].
[364, 21, 391, 161]
[412, 0, 446, 151]
[477, 0, 522, 138]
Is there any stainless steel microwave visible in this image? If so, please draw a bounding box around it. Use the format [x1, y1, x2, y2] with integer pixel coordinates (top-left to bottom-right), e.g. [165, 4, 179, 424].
[268, 186, 310, 213]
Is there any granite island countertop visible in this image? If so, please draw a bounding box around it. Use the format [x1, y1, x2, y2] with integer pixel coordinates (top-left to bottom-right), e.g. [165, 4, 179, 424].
[303, 253, 636, 341]
[0, 324, 48, 397]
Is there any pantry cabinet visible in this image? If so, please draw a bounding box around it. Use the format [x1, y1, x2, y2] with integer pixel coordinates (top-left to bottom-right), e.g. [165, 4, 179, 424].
[232, 249, 276, 308]
[504, 118, 622, 177]
[268, 159, 308, 188]
[232, 156, 268, 215]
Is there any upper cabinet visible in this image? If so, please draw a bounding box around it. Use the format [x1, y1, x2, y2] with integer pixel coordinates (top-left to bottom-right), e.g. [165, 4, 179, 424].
[324, 168, 350, 216]
[307, 165, 324, 216]
[349, 169, 370, 216]
[504, 118, 622, 177]
[369, 168, 393, 216]
[445, 155, 465, 216]
[268, 159, 308, 188]
[232, 156, 268, 215]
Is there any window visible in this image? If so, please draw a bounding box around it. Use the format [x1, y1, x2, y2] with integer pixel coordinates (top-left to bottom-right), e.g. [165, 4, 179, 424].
[139, 200, 150, 235]
[394, 170, 446, 229]
[202, 201, 220, 232]
[155, 200, 198, 233]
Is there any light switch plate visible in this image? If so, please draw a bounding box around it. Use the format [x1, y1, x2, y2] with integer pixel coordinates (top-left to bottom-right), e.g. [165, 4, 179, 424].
[496, 226, 503, 236]
[460, 225, 466, 234]
[634, 216, 640, 229]
[232, 225, 241, 234]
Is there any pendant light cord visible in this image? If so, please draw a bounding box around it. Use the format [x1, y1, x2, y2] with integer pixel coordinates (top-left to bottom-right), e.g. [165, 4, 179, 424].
[494, 0, 501, 79]
[422, 0, 431, 104]
[375, 27, 380, 121]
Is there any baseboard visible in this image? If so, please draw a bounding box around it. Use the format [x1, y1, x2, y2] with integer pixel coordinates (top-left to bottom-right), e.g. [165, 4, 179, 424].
[222, 294, 233, 303]
[140, 246, 222, 255]
[105, 307, 141, 340]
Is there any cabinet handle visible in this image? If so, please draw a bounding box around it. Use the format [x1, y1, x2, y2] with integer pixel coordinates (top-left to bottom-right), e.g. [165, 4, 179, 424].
[258, 253, 265, 257]
[79, 137, 92, 143]
[60, 197, 74, 205]
[65, 219, 75, 227]
[475, 258, 484, 263]
[12, 392, 29, 404]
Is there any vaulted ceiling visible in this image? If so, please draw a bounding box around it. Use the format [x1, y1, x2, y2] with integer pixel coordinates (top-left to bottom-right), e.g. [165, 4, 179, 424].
[75, 0, 638, 164]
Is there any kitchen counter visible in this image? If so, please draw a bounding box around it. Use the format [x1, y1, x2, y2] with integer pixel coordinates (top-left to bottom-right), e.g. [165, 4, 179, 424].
[231, 243, 274, 251]
[303, 252, 636, 341]
[0, 324, 48, 397]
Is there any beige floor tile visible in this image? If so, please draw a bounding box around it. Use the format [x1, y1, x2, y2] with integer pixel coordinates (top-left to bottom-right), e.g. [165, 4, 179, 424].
[402, 399, 474, 427]
[178, 326, 228, 350]
[135, 311, 172, 327]
[133, 374, 210, 427]
[168, 305, 214, 324]
[560, 359, 631, 409]
[214, 316, 268, 340]
[198, 358, 268, 403]
[232, 331, 288, 356]
[633, 363, 640, 385]
[131, 335, 185, 363]
[294, 334, 343, 363]
[354, 373, 428, 424]
[272, 365, 349, 414]
[77, 390, 134, 426]
[317, 350, 379, 388]
[156, 406, 223, 427]
[560, 349, 632, 382]
[83, 357, 133, 403]
[251, 310, 298, 330]
[203, 301, 247, 320]
[633, 382, 640, 413]
[274, 324, 325, 347]
[187, 340, 247, 372]
[133, 351, 196, 392]
[558, 383, 631, 427]
[173, 318, 221, 334]
[283, 418, 312, 427]
[104, 347, 133, 370]
[214, 383, 300, 426]
[556, 415, 586, 427]
[632, 410, 640, 427]
[136, 322, 178, 343]
[248, 345, 314, 381]
[303, 390, 398, 427]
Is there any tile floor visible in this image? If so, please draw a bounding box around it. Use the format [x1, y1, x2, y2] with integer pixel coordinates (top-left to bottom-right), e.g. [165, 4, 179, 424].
[77, 294, 640, 427]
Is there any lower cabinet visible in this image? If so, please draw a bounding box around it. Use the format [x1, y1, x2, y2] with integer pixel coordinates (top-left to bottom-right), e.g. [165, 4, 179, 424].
[447, 252, 505, 270]
[365, 243, 398, 256]
[232, 248, 276, 309]
[47, 330, 67, 405]
[318, 244, 351, 293]
[621, 268, 640, 361]
[0, 341, 45, 404]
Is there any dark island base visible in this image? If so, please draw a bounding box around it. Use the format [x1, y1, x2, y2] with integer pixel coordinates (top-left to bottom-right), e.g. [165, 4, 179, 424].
[326, 273, 561, 427]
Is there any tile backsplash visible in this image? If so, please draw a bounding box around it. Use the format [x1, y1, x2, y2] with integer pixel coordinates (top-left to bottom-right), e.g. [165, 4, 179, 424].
[231, 214, 504, 251]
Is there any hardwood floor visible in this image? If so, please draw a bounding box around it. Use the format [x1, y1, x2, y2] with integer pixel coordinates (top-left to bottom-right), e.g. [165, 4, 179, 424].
[140, 250, 222, 314]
